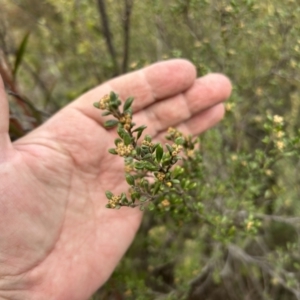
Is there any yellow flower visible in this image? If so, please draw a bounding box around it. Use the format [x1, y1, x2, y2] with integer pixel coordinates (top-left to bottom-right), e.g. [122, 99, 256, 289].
[273, 115, 284, 124]
[161, 199, 170, 207]
[265, 169, 273, 176]
[276, 131, 284, 138]
[246, 221, 253, 230]
[276, 141, 284, 150]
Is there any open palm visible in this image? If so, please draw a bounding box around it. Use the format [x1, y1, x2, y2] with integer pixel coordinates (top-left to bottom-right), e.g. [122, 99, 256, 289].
[0, 60, 231, 300]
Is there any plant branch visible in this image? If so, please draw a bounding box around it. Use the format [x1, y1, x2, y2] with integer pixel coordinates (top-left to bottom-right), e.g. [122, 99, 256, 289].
[122, 0, 133, 73]
[96, 0, 119, 75]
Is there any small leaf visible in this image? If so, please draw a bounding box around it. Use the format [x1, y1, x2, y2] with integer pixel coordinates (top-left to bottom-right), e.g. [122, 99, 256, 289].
[162, 159, 171, 167]
[142, 153, 152, 159]
[125, 174, 135, 186]
[104, 119, 119, 128]
[152, 143, 159, 151]
[133, 125, 147, 140]
[105, 191, 113, 200]
[131, 191, 140, 201]
[172, 166, 184, 178]
[93, 102, 100, 109]
[114, 138, 122, 146]
[166, 143, 173, 154]
[109, 103, 119, 110]
[140, 197, 147, 202]
[101, 111, 111, 116]
[141, 178, 149, 190]
[132, 125, 147, 133]
[120, 193, 129, 204]
[124, 108, 132, 115]
[109, 91, 118, 102]
[141, 145, 150, 151]
[148, 203, 155, 211]
[108, 148, 118, 155]
[144, 161, 158, 171]
[123, 132, 132, 146]
[156, 144, 163, 163]
[13, 32, 30, 79]
[152, 182, 161, 195]
[117, 124, 127, 139]
[136, 146, 141, 156]
[145, 135, 152, 142]
[137, 130, 143, 140]
[123, 97, 134, 111]
[134, 161, 145, 169]
[171, 179, 180, 185]
[175, 137, 185, 145]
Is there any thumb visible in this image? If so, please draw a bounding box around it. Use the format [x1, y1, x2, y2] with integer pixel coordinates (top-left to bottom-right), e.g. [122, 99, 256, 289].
[0, 74, 11, 151]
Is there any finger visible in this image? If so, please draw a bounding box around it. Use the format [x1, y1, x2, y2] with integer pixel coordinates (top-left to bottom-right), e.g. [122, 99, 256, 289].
[132, 73, 231, 137]
[69, 59, 197, 124]
[155, 103, 225, 141]
[109, 59, 197, 111]
[0, 74, 11, 152]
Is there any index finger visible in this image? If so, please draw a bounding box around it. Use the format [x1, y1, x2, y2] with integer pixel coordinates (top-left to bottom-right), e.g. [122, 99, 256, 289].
[70, 59, 197, 124]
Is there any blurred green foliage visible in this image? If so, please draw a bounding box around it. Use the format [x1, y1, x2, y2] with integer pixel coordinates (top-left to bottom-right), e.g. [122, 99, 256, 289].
[2, 0, 300, 299]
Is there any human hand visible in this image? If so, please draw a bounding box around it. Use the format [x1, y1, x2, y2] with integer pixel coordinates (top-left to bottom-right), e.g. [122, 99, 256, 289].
[0, 59, 231, 300]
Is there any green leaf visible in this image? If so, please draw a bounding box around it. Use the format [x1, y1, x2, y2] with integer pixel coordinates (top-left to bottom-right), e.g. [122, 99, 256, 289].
[134, 161, 145, 169]
[152, 143, 160, 151]
[141, 145, 150, 151]
[109, 91, 118, 102]
[136, 146, 141, 156]
[101, 111, 111, 116]
[172, 166, 184, 178]
[137, 130, 143, 140]
[114, 138, 122, 146]
[131, 191, 140, 201]
[166, 143, 173, 154]
[123, 132, 132, 146]
[123, 108, 133, 116]
[125, 174, 135, 186]
[171, 179, 180, 185]
[120, 193, 129, 204]
[133, 125, 147, 140]
[104, 119, 119, 128]
[145, 135, 152, 142]
[105, 191, 113, 200]
[162, 159, 171, 167]
[108, 148, 118, 155]
[141, 178, 149, 190]
[175, 137, 185, 145]
[13, 32, 30, 79]
[93, 102, 100, 109]
[144, 161, 158, 171]
[156, 144, 163, 163]
[123, 97, 134, 111]
[140, 197, 147, 203]
[152, 182, 161, 195]
[132, 125, 147, 133]
[109, 103, 119, 110]
[142, 153, 152, 159]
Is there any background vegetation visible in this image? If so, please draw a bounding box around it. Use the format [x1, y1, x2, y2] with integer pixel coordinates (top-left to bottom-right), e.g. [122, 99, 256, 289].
[2, 0, 300, 299]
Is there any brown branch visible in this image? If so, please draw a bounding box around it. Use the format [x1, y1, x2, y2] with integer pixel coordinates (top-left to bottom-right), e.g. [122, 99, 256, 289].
[121, 0, 133, 73]
[96, 0, 119, 76]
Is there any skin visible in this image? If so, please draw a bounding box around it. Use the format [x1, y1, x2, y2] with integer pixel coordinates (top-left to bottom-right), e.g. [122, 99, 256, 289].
[0, 59, 231, 300]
